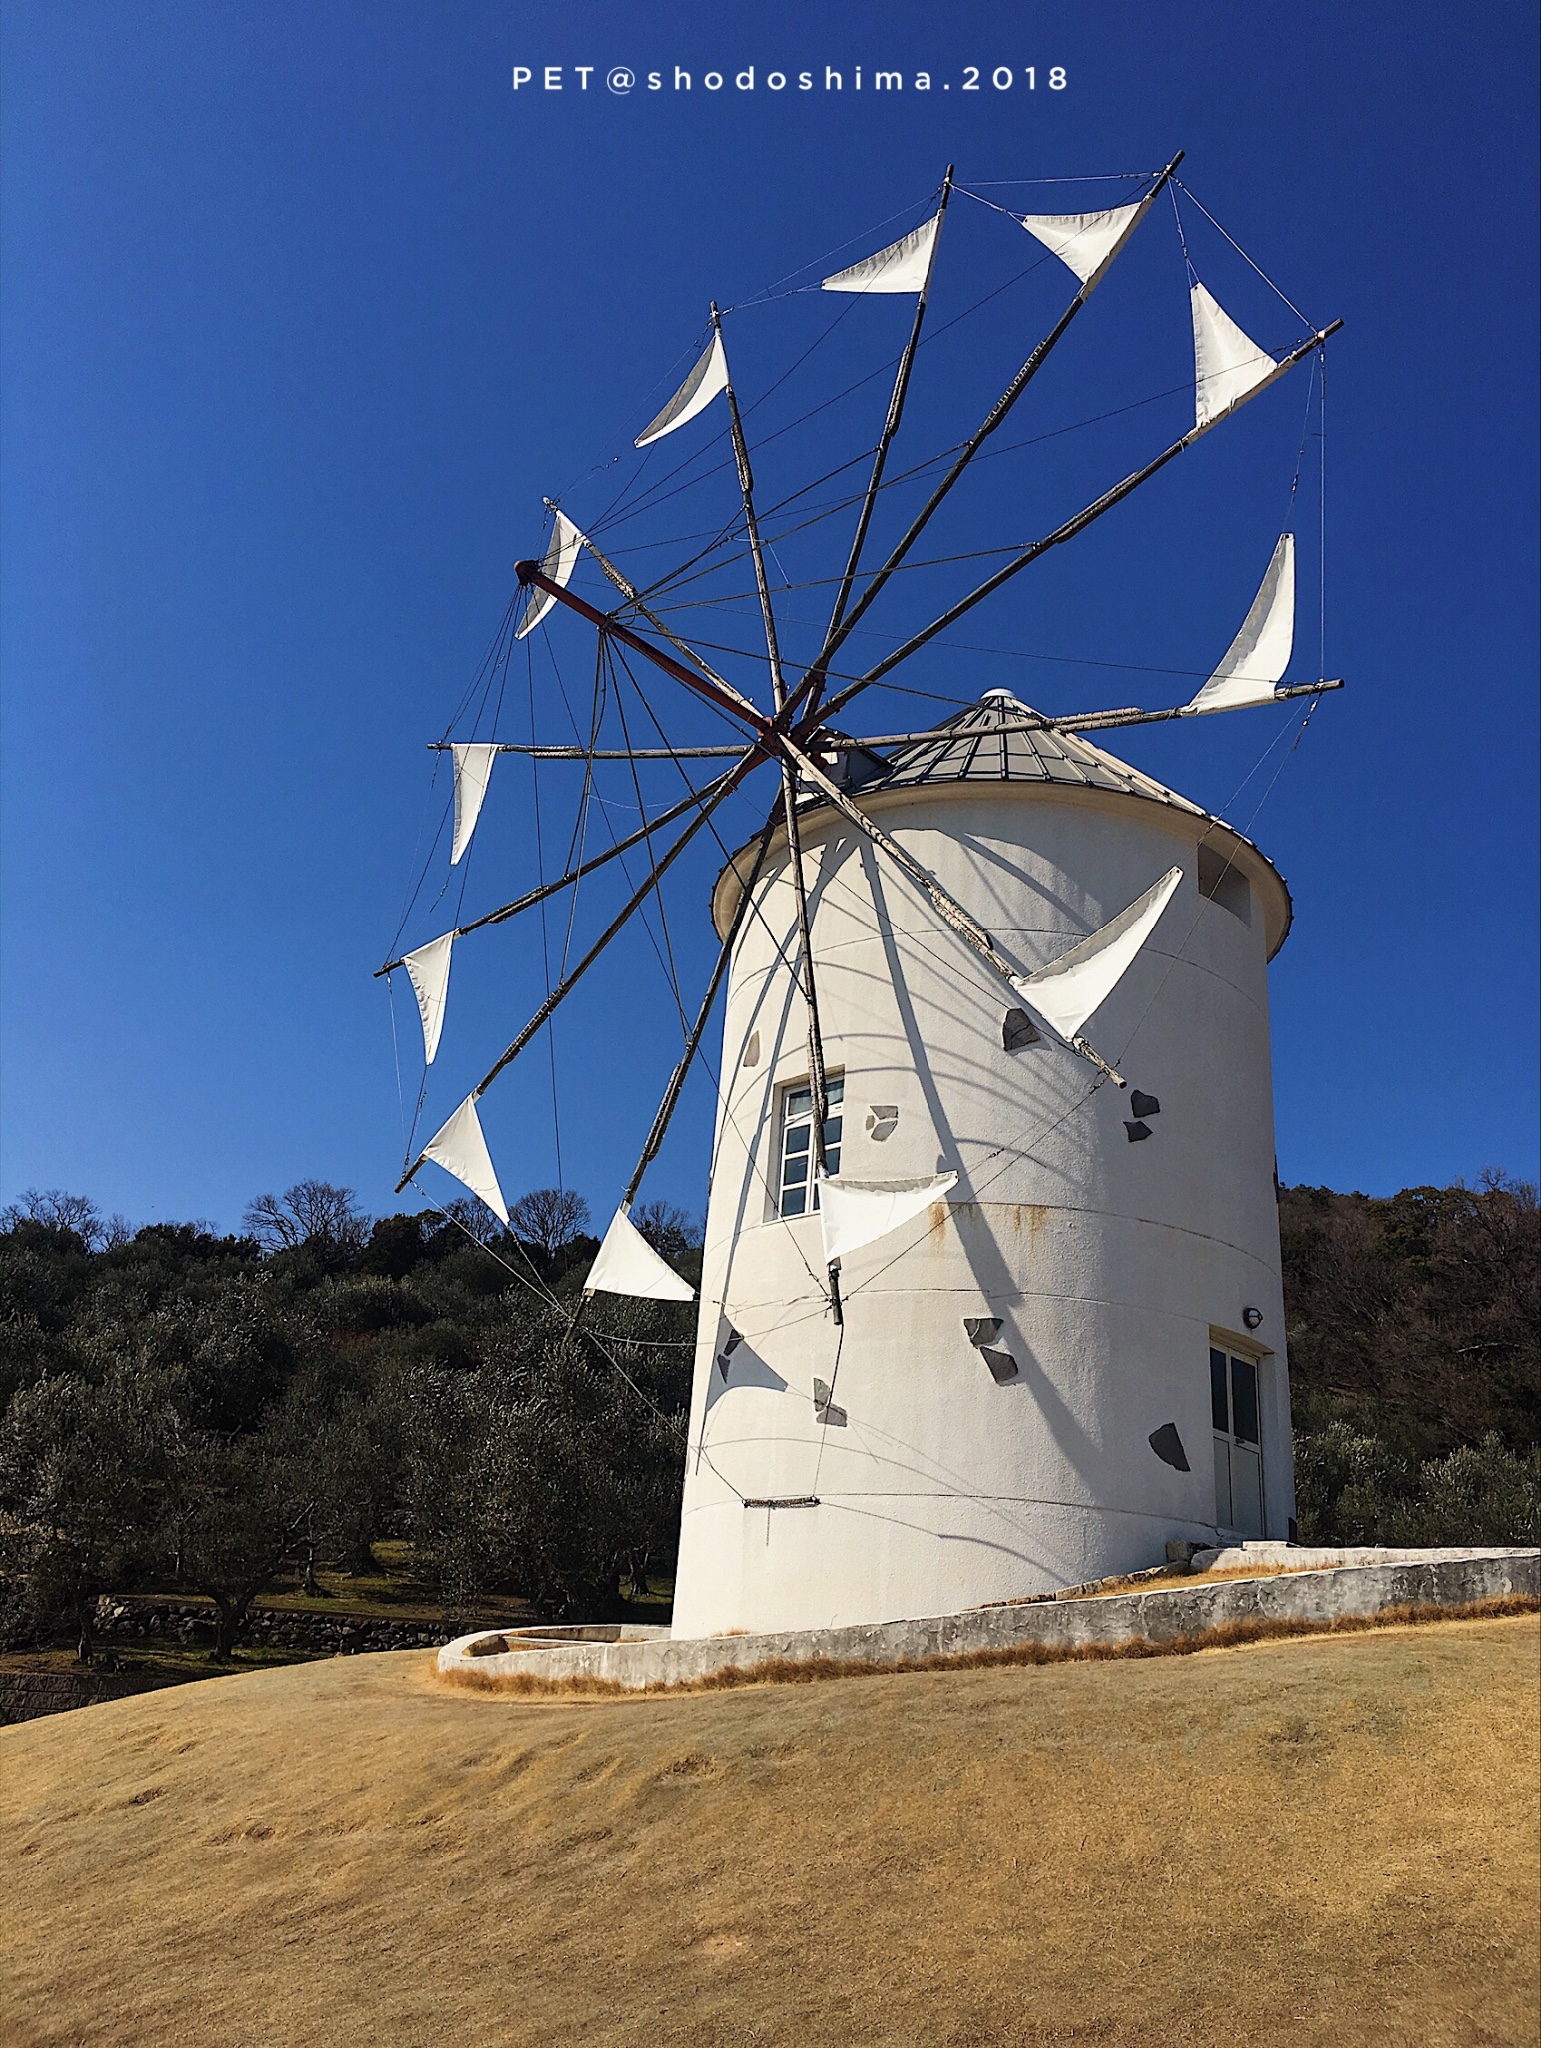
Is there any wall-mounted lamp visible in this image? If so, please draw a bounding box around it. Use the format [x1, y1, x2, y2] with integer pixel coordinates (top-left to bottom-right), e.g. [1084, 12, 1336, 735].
[1243, 1307, 1264, 1330]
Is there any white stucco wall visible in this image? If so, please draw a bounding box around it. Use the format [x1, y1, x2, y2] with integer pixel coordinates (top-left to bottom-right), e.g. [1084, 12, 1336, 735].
[671, 774, 1296, 1639]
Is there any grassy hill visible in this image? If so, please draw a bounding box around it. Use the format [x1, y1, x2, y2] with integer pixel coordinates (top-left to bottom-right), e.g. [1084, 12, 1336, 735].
[2, 1613, 1536, 2047]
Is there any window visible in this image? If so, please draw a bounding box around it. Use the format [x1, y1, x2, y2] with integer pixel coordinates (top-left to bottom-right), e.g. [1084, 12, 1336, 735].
[778, 1076, 843, 1217]
[1211, 1345, 1264, 1536]
[1198, 845, 1251, 924]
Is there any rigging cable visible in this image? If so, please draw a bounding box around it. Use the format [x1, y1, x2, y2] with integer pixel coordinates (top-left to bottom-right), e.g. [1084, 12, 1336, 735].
[608, 644, 694, 1037]
[421, 1195, 688, 1439]
[588, 239, 1061, 556]
[1174, 179, 1312, 327]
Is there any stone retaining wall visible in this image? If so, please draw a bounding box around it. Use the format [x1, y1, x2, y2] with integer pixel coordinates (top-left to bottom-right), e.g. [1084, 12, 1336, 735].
[94, 1597, 446, 1654]
[0, 1669, 181, 1727]
[437, 1548, 1540, 1692]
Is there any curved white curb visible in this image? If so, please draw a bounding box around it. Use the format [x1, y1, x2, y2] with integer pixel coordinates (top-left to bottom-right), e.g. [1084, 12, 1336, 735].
[436, 1549, 1538, 1694]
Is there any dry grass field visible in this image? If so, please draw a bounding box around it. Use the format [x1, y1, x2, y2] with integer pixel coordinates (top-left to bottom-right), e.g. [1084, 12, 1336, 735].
[2, 1614, 1536, 2048]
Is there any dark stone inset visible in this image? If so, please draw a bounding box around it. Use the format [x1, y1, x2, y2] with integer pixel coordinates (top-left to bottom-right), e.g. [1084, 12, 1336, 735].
[1002, 1007, 1042, 1052]
[980, 1348, 1019, 1384]
[963, 1316, 1003, 1348]
[716, 1327, 743, 1380]
[1124, 1120, 1153, 1143]
[1149, 1422, 1190, 1471]
[812, 1379, 847, 1428]
[1129, 1090, 1161, 1119]
[865, 1103, 899, 1142]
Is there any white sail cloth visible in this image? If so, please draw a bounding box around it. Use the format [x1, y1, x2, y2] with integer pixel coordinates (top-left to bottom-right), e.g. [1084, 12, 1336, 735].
[585, 1207, 695, 1300]
[1019, 203, 1143, 288]
[1188, 535, 1295, 713]
[635, 331, 730, 447]
[516, 511, 586, 639]
[402, 932, 454, 1064]
[421, 1095, 509, 1224]
[817, 1171, 958, 1265]
[450, 743, 498, 865]
[822, 212, 941, 294]
[1011, 866, 1183, 1044]
[1191, 283, 1280, 429]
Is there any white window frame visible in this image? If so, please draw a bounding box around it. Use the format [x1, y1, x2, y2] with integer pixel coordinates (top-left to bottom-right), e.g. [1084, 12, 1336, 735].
[775, 1074, 844, 1218]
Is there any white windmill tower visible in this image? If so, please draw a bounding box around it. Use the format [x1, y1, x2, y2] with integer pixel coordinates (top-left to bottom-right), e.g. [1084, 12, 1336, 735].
[380, 157, 1340, 1639]
[673, 693, 1296, 1636]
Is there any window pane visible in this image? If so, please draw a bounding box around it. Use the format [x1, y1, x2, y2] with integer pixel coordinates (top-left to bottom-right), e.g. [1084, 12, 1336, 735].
[1210, 1350, 1229, 1433]
[1231, 1445, 1263, 1535]
[782, 1154, 808, 1186]
[1213, 1436, 1232, 1527]
[1231, 1356, 1260, 1445]
[825, 1142, 841, 1176]
[822, 1116, 842, 1148]
[785, 1087, 812, 1120]
[782, 1185, 807, 1217]
[827, 1076, 844, 1105]
[785, 1124, 810, 1155]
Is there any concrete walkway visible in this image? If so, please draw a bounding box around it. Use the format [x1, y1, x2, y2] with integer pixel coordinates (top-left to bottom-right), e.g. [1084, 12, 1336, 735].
[437, 1546, 1539, 1692]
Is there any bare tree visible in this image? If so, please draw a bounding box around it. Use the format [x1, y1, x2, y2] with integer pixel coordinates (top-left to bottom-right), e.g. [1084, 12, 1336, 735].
[441, 1196, 504, 1247]
[2, 1189, 106, 1249]
[509, 1188, 590, 1258]
[244, 1180, 368, 1253]
[634, 1200, 703, 1262]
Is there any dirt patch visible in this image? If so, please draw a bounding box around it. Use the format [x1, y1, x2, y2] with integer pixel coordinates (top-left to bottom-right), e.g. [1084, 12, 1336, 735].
[1, 1614, 1535, 2048]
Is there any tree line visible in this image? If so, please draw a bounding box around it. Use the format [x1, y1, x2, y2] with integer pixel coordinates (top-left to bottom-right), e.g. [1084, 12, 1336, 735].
[0, 1182, 697, 1659]
[0, 1172, 1535, 1663]
[1278, 1174, 1538, 1547]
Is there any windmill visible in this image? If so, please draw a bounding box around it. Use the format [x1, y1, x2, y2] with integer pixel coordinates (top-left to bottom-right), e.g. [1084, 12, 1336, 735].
[378, 157, 1341, 1635]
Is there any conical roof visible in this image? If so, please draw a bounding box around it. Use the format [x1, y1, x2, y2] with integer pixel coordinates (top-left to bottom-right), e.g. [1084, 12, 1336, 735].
[866, 689, 1207, 817]
[713, 689, 1292, 957]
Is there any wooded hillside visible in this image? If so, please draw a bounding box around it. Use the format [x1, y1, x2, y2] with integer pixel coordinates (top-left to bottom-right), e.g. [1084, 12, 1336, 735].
[0, 1173, 1534, 1660]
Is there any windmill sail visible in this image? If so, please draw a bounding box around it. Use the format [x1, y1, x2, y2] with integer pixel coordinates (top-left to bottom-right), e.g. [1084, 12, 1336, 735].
[1019, 203, 1143, 288]
[516, 511, 586, 639]
[450, 743, 498, 865]
[402, 931, 454, 1064]
[634, 331, 730, 447]
[421, 1094, 509, 1224]
[1011, 866, 1183, 1044]
[817, 1171, 958, 1264]
[1187, 535, 1295, 713]
[585, 1207, 696, 1300]
[1191, 283, 1280, 429]
[822, 213, 942, 294]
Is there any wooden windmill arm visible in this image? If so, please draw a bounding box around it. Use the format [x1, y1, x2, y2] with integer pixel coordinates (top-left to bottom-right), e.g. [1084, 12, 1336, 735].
[791, 152, 1187, 722]
[779, 735, 1130, 1084]
[374, 769, 735, 977]
[820, 166, 955, 661]
[513, 564, 772, 741]
[392, 756, 755, 1193]
[776, 735, 997, 959]
[816, 318, 1344, 728]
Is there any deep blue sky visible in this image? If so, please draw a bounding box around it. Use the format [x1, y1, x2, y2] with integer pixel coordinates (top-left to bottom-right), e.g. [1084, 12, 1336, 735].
[3, 0, 1537, 1233]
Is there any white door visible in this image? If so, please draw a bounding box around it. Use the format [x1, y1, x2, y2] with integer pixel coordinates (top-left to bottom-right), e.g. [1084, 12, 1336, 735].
[1210, 1346, 1265, 1537]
